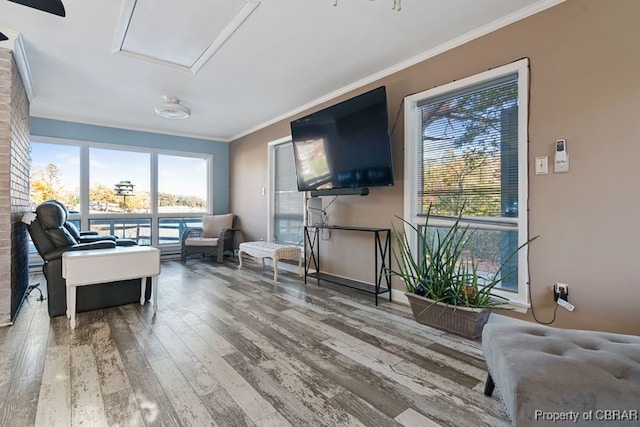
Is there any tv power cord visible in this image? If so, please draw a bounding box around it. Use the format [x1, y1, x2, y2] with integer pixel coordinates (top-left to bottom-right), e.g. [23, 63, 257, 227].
[25, 282, 45, 302]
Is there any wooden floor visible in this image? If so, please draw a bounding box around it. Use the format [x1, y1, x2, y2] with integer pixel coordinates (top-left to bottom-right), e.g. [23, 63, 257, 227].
[0, 259, 509, 427]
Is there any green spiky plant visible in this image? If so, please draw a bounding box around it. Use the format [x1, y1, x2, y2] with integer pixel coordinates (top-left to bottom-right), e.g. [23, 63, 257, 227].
[389, 204, 537, 310]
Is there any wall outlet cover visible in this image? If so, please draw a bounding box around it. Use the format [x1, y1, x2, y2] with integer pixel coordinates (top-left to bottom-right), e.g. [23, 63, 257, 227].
[535, 156, 548, 175]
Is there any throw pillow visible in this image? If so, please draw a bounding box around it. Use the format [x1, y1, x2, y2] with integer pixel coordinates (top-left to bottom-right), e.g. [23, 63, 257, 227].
[202, 214, 233, 238]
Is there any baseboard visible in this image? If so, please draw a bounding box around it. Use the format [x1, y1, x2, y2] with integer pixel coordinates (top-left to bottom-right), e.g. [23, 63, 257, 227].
[262, 258, 300, 275]
[392, 288, 409, 305]
[487, 312, 532, 325]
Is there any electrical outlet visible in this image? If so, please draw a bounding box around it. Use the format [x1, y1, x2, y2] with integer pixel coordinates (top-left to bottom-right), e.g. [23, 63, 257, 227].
[553, 283, 569, 302]
[557, 283, 568, 296]
[553, 283, 574, 311]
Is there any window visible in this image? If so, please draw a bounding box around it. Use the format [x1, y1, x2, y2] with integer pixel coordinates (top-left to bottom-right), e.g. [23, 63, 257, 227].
[158, 154, 208, 212]
[28, 138, 212, 255]
[404, 59, 530, 307]
[89, 218, 152, 245]
[28, 142, 81, 263]
[29, 142, 80, 209]
[269, 138, 304, 246]
[89, 147, 151, 213]
[157, 154, 209, 245]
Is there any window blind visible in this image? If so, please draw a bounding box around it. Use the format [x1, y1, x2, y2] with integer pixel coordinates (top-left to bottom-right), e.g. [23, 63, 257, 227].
[417, 76, 519, 219]
[273, 142, 304, 245]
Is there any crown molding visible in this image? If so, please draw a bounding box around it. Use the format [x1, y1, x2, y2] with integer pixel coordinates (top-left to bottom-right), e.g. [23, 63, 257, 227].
[13, 34, 35, 101]
[0, 29, 35, 101]
[230, 0, 566, 142]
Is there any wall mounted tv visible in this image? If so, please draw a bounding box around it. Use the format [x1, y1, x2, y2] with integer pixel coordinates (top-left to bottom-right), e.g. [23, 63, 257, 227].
[290, 86, 394, 196]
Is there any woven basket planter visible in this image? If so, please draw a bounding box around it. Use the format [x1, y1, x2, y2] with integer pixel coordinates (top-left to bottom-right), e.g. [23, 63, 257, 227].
[405, 292, 491, 340]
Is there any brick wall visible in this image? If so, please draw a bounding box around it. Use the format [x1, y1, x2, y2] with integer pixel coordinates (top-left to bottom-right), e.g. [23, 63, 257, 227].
[0, 47, 30, 325]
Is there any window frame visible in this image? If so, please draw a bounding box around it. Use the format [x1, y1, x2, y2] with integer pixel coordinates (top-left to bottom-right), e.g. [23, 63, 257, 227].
[87, 145, 152, 214]
[29, 136, 213, 254]
[267, 136, 305, 248]
[403, 59, 530, 309]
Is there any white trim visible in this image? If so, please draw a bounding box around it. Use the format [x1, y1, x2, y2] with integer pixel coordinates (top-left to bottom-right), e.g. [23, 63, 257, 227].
[261, 258, 300, 275]
[13, 34, 34, 101]
[30, 135, 215, 161]
[111, 0, 260, 74]
[266, 136, 305, 246]
[0, 31, 35, 101]
[266, 136, 291, 242]
[29, 135, 213, 249]
[487, 311, 531, 324]
[230, 0, 564, 142]
[392, 288, 409, 305]
[110, 0, 137, 53]
[31, 113, 229, 143]
[191, 0, 261, 73]
[150, 149, 159, 242]
[4, 0, 563, 143]
[402, 58, 530, 308]
[79, 143, 90, 229]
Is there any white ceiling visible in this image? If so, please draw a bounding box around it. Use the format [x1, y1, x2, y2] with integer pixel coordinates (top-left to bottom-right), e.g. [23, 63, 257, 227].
[0, 0, 561, 142]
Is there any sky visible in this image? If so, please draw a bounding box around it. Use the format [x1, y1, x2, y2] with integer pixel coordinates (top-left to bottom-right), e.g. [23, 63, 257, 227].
[30, 142, 208, 200]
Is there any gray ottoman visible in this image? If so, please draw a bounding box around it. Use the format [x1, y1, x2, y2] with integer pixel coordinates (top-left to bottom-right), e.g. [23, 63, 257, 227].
[482, 323, 640, 426]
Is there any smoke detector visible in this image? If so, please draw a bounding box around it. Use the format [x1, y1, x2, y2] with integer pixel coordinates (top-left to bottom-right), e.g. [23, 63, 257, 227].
[154, 97, 191, 119]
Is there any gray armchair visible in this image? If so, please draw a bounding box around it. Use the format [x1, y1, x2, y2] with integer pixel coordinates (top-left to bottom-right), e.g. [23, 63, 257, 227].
[181, 214, 237, 263]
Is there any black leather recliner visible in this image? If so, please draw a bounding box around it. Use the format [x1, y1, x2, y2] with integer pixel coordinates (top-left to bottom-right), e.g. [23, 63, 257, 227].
[26, 201, 151, 318]
[45, 199, 138, 246]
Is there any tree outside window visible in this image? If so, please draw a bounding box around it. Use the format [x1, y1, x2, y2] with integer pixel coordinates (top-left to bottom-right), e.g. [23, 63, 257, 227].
[29, 143, 80, 210]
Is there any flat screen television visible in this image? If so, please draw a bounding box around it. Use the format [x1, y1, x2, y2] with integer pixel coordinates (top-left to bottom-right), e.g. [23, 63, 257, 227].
[290, 86, 394, 195]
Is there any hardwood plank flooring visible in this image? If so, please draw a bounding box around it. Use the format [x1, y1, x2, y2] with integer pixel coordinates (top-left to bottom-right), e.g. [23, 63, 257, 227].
[0, 259, 509, 426]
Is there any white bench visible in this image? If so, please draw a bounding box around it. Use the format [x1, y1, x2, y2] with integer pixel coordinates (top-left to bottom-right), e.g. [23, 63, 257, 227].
[237, 241, 302, 282]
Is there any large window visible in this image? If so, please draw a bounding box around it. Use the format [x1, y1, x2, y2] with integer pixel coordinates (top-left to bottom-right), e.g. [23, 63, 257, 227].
[30, 142, 80, 208]
[269, 138, 304, 246]
[29, 139, 212, 254]
[404, 59, 530, 307]
[89, 147, 151, 212]
[158, 154, 208, 212]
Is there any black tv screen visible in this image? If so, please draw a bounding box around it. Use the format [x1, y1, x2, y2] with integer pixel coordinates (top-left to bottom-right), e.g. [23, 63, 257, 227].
[290, 86, 394, 193]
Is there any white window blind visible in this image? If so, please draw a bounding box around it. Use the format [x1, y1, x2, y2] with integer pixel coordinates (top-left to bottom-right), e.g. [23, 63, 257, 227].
[273, 142, 304, 246]
[417, 74, 519, 220]
[404, 59, 530, 306]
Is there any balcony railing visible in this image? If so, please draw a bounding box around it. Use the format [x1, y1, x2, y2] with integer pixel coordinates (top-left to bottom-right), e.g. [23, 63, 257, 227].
[88, 217, 204, 246]
[28, 217, 205, 264]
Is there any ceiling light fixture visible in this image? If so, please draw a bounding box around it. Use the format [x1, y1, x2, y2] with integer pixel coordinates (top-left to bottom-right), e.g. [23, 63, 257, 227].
[333, 0, 401, 11]
[154, 97, 191, 119]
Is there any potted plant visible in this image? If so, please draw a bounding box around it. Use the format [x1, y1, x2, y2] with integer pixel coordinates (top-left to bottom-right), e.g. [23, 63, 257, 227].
[388, 206, 536, 339]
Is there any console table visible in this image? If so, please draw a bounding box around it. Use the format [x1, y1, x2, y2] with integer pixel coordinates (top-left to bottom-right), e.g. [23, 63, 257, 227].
[304, 225, 391, 305]
[62, 246, 160, 330]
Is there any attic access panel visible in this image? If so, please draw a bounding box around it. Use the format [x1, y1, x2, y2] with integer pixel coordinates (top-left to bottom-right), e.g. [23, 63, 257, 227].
[112, 0, 259, 73]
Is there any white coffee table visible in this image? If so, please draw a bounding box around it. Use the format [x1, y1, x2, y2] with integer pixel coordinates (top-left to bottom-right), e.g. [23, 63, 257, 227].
[62, 246, 160, 330]
[238, 241, 302, 281]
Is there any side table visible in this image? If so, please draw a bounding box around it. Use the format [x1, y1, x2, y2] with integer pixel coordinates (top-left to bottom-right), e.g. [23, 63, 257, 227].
[62, 246, 160, 329]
